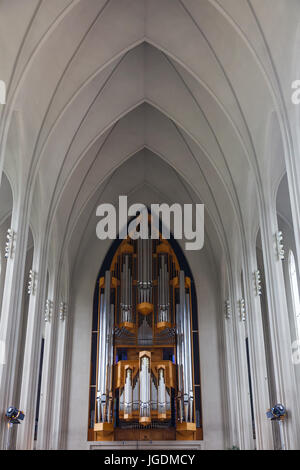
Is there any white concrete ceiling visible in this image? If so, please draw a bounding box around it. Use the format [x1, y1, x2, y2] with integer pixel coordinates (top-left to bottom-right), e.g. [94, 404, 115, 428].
[0, 0, 298, 274]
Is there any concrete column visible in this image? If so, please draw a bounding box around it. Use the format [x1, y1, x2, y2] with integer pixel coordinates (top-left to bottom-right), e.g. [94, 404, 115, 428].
[16, 236, 47, 449]
[222, 293, 240, 449]
[225, 259, 253, 450]
[232, 282, 254, 450]
[36, 274, 59, 450]
[259, 193, 300, 449]
[0, 197, 30, 449]
[243, 240, 274, 449]
[50, 298, 69, 449]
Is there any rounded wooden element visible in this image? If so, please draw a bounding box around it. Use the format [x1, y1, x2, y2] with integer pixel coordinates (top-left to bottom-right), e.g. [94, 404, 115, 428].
[120, 321, 135, 331]
[157, 321, 171, 331]
[137, 302, 153, 316]
[120, 243, 134, 254]
[156, 243, 171, 255]
[139, 417, 151, 426]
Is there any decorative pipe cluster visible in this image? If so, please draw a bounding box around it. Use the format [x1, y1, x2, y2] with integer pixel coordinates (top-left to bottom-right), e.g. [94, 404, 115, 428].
[158, 255, 170, 324]
[176, 271, 194, 423]
[137, 239, 152, 303]
[121, 255, 132, 324]
[96, 271, 114, 424]
[124, 368, 133, 417]
[139, 355, 151, 420]
[158, 368, 166, 416]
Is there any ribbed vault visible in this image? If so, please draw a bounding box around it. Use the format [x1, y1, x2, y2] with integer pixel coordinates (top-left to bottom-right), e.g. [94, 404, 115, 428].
[0, 0, 298, 283]
[1, 0, 300, 451]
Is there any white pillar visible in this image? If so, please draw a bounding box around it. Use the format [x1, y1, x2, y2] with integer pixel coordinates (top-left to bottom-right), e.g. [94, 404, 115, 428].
[0, 198, 30, 449]
[16, 236, 47, 449]
[243, 240, 274, 449]
[50, 298, 69, 449]
[232, 285, 254, 450]
[259, 195, 300, 449]
[36, 275, 59, 450]
[224, 261, 253, 450]
[221, 278, 240, 449]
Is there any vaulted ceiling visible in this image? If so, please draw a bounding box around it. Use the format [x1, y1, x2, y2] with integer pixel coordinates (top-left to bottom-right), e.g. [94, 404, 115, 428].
[0, 0, 299, 276]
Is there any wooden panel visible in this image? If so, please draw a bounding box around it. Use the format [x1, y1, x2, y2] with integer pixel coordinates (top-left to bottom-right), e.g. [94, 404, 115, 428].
[115, 428, 176, 441]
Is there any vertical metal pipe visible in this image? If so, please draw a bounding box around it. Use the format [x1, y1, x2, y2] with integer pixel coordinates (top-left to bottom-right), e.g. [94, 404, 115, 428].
[96, 294, 104, 422]
[180, 271, 189, 422]
[125, 255, 129, 313]
[161, 258, 165, 314]
[149, 239, 152, 294]
[121, 264, 124, 322]
[100, 286, 107, 421]
[107, 304, 114, 423]
[103, 271, 111, 421]
[186, 293, 194, 422]
[158, 368, 166, 415]
[124, 369, 133, 416]
[176, 304, 183, 422]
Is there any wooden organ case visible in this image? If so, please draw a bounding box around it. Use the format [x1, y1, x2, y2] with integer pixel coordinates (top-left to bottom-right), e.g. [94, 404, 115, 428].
[89, 236, 202, 442]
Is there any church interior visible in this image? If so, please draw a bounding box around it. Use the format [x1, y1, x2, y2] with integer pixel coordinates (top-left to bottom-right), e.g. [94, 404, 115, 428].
[0, 0, 300, 450]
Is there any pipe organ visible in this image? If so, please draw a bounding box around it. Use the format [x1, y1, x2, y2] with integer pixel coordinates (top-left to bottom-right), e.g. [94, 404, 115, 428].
[91, 234, 201, 441]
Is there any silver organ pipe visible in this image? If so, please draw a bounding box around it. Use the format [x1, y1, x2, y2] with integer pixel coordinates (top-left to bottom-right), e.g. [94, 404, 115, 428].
[151, 375, 158, 410]
[133, 376, 139, 411]
[176, 303, 184, 422]
[121, 255, 132, 324]
[96, 271, 113, 423]
[96, 293, 104, 423]
[139, 354, 151, 422]
[107, 303, 114, 423]
[185, 293, 194, 422]
[177, 271, 194, 423]
[158, 255, 170, 324]
[158, 368, 166, 416]
[138, 239, 152, 304]
[124, 368, 133, 417]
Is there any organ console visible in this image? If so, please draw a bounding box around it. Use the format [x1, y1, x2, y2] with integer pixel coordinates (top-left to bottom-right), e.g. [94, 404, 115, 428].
[90, 232, 201, 441]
